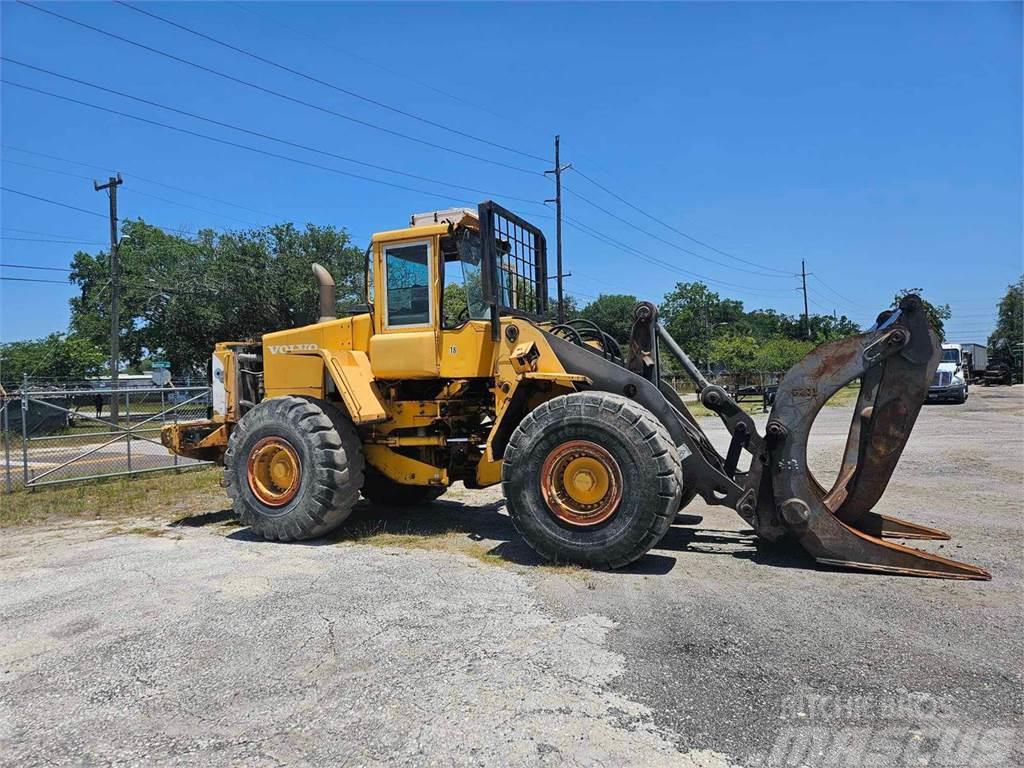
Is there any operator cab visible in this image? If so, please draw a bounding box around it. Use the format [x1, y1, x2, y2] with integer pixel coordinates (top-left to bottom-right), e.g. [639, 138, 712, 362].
[370, 205, 539, 333]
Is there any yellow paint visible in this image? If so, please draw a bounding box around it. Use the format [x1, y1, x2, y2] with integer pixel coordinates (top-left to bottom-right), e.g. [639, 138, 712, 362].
[165, 207, 595, 493]
[364, 444, 448, 486]
[562, 456, 610, 505]
[439, 321, 494, 378]
[369, 330, 439, 378]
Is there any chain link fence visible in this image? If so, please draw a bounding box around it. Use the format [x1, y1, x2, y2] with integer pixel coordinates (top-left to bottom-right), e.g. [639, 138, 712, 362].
[1, 384, 213, 493]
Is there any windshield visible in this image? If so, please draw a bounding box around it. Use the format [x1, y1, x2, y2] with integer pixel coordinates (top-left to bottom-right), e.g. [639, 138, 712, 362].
[941, 348, 960, 363]
[448, 230, 491, 323]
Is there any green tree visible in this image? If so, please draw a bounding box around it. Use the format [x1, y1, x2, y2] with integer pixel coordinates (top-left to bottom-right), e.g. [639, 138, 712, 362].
[754, 337, 815, 372]
[443, 282, 468, 323]
[69, 219, 363, 374]
[708, 334, 760, 375]
[578, 294, 639, 344]
[659, 282, 745, 371]
[0, 333, 106, 388]
[892, 288, 951, 340]
[988, 275, 1023, 366]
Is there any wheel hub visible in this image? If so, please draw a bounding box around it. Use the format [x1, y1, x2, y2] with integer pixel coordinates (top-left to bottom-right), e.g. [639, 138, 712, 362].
[247, 436, 301, 506]
[540, 440, 622, 526]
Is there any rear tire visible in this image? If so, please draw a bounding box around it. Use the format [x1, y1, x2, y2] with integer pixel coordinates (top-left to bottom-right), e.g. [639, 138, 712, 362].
[502, 392, 682, 569]
[361, 468, 445, 507]
[225, 396, 364, 541]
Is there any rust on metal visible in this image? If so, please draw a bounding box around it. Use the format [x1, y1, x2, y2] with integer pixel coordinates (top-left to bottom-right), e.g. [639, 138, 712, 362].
[247, 436, 301, 507]
[540, 440, 623, 526]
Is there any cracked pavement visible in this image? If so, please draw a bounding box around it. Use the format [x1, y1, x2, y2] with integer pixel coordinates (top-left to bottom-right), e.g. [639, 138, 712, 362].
[1, 386, 1021, 766]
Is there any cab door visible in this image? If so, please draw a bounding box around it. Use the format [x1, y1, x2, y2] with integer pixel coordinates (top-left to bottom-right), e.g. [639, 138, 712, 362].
[369, 237, 441, 378]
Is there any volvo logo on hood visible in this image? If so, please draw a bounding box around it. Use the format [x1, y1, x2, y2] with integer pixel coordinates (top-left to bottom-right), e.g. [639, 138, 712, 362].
[268, 343, 320, 354]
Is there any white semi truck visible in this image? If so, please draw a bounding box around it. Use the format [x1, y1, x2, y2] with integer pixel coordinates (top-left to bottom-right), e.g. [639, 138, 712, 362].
[927, 342, 987, 404]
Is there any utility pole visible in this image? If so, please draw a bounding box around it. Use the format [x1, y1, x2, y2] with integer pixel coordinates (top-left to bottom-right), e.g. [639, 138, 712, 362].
[544, 135, 571, 323]
[94, 173, 123, 426]
[800, 258, 810, 339]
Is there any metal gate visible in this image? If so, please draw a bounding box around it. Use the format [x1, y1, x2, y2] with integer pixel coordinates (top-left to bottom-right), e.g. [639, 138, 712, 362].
[1, 386, 212, 493]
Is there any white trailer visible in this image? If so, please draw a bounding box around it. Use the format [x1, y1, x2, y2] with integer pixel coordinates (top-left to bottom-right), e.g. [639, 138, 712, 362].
[954, 342, 988, 382]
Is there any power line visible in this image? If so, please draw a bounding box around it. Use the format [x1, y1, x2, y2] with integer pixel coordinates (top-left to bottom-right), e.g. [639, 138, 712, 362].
[562, 183, 791, 279]
[1, 236, 106, 245]
[4, 144, 281, 218]
[0, 184, 200, 240]
[568, 166, 793, 277]
[16, 1, 543, 176]
[225, 0, 514, 127]
[810, 273, 872, 311]
[0, 186, 105, 218]
[2, 225, 106, 241]
[116, 1, 549, 164]
[0, 263, 72, 272]
[0, 275, 71, 285]
[805, 287, 875, 322]
[2, 59, 543, 207]
[3, 79, 517, 210]
[560, 211, 796, 297]
[3, 156, 264, 227]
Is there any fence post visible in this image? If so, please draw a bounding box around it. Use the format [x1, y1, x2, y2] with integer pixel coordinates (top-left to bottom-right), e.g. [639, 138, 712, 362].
[3, 400, 11, 494]
[164, 390, 179, 468]
[125, 389, 132, 473]
[20, 381, 30, 488]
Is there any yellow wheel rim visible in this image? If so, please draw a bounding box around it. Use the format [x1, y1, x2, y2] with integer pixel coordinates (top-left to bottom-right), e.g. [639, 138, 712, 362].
[540, 440, 623, 527]
[247, 436, 301, 507]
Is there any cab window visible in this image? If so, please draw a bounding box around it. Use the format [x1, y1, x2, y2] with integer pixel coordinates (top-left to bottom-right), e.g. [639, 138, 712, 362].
[442, 229, 490, 329]
[384, 241, 432, 328]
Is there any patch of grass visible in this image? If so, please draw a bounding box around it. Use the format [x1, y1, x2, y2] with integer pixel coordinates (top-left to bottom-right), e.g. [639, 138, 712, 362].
[685, 398, 766, 420]
[682, 382, 861, 419]
[123, 525, 172, 538]
[823, 383, 861, 408]
[342, 527, 503, 564]
[0, 467, 223, 528]
[338, 519, 586, 573]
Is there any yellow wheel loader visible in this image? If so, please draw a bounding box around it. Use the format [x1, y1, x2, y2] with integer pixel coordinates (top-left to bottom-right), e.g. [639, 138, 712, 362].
[162, 202, 989, 579]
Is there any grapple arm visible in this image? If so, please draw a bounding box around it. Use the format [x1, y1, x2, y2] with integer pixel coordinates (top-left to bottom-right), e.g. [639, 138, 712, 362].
[625, 296, 990, 581]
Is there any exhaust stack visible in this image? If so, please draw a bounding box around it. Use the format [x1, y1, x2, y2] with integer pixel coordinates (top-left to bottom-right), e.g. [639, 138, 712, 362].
[312, 263, 336, 323]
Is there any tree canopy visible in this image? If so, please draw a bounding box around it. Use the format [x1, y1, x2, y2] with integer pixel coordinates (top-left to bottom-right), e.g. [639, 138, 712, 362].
[0, 333, 106, 389]
[578, 294, 639, 344]
[68, 219, 363, 374]
[892, 288, 951, 341]
[658, 281, 860, 373]
[10, 218, 874, 386]
[988, 275, 1023, 366]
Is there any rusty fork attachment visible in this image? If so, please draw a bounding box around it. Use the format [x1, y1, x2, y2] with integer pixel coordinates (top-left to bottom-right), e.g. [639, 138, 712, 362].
[630, 295, 990, 580]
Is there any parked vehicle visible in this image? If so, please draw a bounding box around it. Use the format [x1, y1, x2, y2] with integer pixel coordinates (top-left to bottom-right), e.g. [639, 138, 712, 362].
[957, 342, 988, 383]
[927, 343, 971, 404]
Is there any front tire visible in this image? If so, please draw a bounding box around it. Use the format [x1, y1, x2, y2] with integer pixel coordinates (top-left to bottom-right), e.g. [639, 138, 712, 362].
[225, 396, 364, 541]
[502, 392, 682, 569]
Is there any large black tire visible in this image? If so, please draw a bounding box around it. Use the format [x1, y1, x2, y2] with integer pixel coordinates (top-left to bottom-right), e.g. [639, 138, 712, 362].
[225, 396, 364, 541]
[361, 467, 446, 507]
[502, 392, 682, 569]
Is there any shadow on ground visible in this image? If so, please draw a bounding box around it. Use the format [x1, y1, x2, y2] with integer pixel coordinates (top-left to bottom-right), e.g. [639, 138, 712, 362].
[172, 497, 819, 575]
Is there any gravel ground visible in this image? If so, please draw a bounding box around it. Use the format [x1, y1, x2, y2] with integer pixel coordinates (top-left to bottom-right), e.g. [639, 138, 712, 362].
[1, 386, 1021, 767]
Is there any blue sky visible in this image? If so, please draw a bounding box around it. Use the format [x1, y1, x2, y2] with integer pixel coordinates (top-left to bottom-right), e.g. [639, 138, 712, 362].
[2, 1, 1021, 344]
